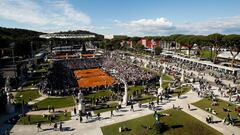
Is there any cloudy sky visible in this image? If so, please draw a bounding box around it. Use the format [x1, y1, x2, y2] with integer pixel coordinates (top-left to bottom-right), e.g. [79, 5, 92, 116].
[0, 0, 240, 36]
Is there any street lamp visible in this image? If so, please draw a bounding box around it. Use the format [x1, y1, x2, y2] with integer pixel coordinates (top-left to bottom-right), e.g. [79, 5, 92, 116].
[31, 41, 33, 59]
[9, 42, 15, 65]
[19, 95, 24, 116]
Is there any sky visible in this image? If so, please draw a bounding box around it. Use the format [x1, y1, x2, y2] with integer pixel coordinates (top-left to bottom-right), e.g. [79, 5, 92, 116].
[0, 0, 240, 36]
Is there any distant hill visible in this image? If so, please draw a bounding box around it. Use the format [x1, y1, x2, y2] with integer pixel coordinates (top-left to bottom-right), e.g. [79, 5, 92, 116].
[0, 27, 43, 40]
[0, 27, 44, 49]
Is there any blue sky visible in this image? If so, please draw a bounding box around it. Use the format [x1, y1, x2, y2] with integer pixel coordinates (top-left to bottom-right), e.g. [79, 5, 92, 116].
[0, 0, 240, 36]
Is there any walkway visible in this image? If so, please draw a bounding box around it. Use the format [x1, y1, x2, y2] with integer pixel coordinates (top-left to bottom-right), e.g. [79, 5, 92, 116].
[7, 55, 240, 135]
[28, 96, 48, 105]
[10, 87, 240, 135]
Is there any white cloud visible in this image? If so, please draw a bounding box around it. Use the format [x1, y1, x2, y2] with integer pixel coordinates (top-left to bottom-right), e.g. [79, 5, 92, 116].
[115, 16, 240, 36]
[0, 0, 91, 29]
[116, 17, 175, 35]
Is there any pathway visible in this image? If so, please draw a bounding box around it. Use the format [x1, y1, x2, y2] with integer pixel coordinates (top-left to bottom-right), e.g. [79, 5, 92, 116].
[10, 87, 240, 135]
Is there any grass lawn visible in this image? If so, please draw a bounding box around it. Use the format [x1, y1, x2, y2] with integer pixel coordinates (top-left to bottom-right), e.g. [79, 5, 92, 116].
[101, 109, 222, 135]
[171, 86, 192, 97]
[15, 89, 41, 104]
[155, 74, 173, 89]
[84, 90, 113, 99]
[17, 112, 71, 125]
[162, 74, 173, 81]
[35, 96, 75, 110]
[135, 95, 157, 104]
[200, 50, 216, 58]
[128, 86, 144, 96]
[35, 68, 48, 73]
[23, 78, 42, 87]
[93, 102, 118, 114]
[192, 98, 240, 127]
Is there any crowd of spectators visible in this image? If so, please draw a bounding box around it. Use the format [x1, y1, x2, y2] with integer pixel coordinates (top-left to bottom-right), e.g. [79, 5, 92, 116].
[55, 58, 103, 70]
[38, 62, 76, 95]
[102, 54, 155, 84]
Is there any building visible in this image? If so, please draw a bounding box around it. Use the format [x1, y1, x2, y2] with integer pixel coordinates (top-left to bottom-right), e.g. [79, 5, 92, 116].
[120, 40, 133, 48]
[104, 35, 128, 40]
[138, 38, 160, 49]
[39, 33, 96, 39]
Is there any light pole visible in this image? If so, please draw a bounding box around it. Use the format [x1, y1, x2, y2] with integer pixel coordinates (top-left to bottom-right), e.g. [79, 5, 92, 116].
[20, 95, 24, 116]
[31, 41, 33, 59]
[10, 42, 15, 65]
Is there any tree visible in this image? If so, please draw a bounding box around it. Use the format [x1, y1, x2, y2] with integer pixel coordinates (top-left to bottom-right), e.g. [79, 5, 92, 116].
[169, 34, 183, 52]
[176, 35, 195, 57]
[208, 33, 224, 63]
[0, 90, 7, 112]
[154, 46, 162, 55]
[192, 35, 208, 57]
[223, 34, 240, 67]
[0, 73, 7, 112]
[133, 43, 145, 52]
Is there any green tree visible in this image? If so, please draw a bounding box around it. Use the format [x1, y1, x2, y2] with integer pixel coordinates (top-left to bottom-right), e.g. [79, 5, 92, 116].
[192, 35, 208, 57]
[223, 34, 240, 67]
[154, 46, 162, 55]
[133, 43, 145, 52]
[208, 33, 224, 63]
[176, 35, 195, 57]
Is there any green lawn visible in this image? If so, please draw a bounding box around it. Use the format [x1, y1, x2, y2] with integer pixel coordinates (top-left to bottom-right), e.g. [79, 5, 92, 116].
[135, 95, 157, 104]
[15, 89, 41, 104]
[84, 90, 113, 99]
[35, 68, 48, 73]
[192, 98, 240, 127]
[17, 112, 71, 125]
[200, 50, 216, 58]
[93, 102, 118, 114]
[22, 78, 42, 87]
[162, 74, 173, 81]
[128, 86, 144, 96]
[171, 86, 192, 97]
[101, 109, 222, 135]
[156, 74, 173, 89]
[35, 96, 75, 110]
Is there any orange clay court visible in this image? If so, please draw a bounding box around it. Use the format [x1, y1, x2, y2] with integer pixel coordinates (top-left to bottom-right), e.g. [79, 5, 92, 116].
[74, 68, 115, 88]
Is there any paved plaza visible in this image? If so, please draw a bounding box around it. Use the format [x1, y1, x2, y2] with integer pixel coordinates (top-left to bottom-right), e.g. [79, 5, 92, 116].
[8, 63, 240, 135]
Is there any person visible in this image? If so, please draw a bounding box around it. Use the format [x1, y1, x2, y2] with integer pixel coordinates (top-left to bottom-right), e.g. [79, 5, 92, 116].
[64, 110, 67, 117]
[160, 96, 163, 103]
[178, 92, 180, 99]
[97, 113, 101, 120]
[48, 115, 52, 125]
[138, 102, 142, 108]
[79, 116, 83, 123]
[157, 98, 159, 105]
[37, 122, 41, 132]
[116, 106, 119, 112]
[86, 113, 89, 121]
[74, 107, 76, 115]
[110, 110, 114, 117]
[88, 112, 92, 119]
[130, 104, 134, 112]
[188, 104, 190, 110]
[54, 122, 58, 131]
[59, 122, 63, 131]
